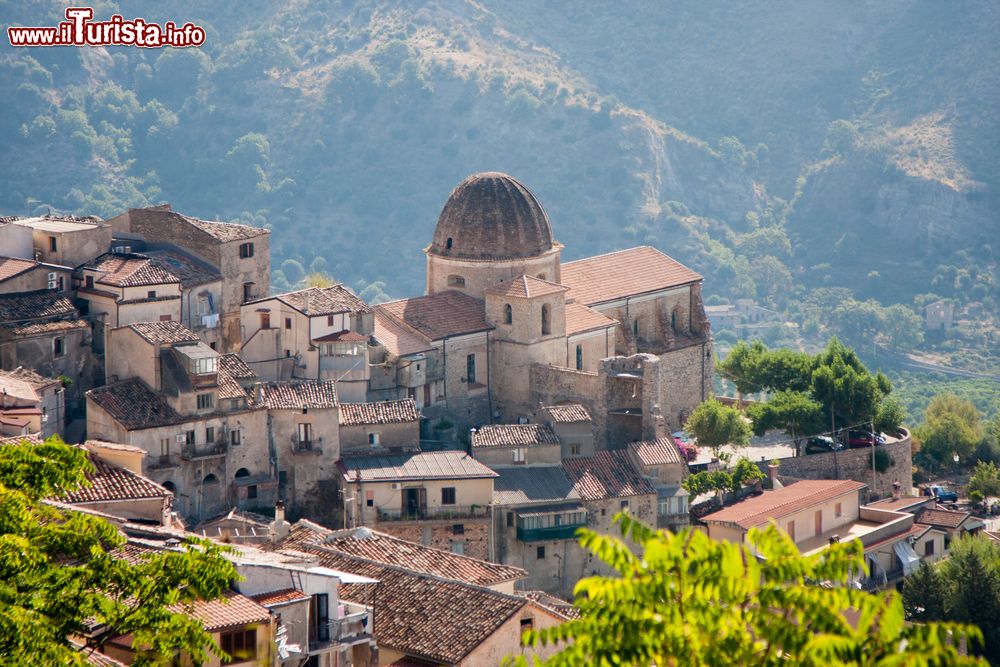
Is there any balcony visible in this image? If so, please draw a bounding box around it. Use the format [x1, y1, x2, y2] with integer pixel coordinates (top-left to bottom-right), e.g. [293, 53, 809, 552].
[377, 504, 489, 522]
[517, 524, 584, 542]
[291, 435, 324, 455]
[309, 609, 370, 652]
[515, 504, 587, 542]
[147, 453, 181, 470]
[182, 441, 226, 460]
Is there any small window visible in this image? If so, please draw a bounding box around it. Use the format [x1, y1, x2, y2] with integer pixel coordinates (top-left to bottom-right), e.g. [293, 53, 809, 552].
[220, 628, 256, 661]
[447, 274, 466, 288]
[536, 546, 545, 559]
[369, 432, 380, 446]
[446, 237, 453, 250]
[53, 337, 64, 357]
[196, 393, 214, 410]
[575, 344, 583, 370]
[298, 423, 313, 444]
[787, 520, 796, 540]
[159, 438, 171, 456]
[247, 485, 258, 499]
[504, 304, 513, 325]
[442, 487, 456, 505]
[506, 511, 515, 528]
[466, 354, 476, 384]
[285, 317, 292, 329]
[230, 430, 241, 446]
[285, 349, 291, 357]
[632, 319, 639, 338]
[367, 496, 374, 507]
[243, 282, 255, 303]
[85, 275, 94, 289]
[570, 444, 581, 456]
[450, 541, 465, 555]
[521, 617, 534, 633]
[147, 290, 156, 299]
[185, 430, 196, 445]
[512, 448, 526, 464]
[159, 314, 171, 322]
[327, 315, 334, 326]
[620, 499, 630, 512]
[49, 236, 57, 252]
[835, 502, 843, 518]
[205, 426, 215, 443]
[452, 523, 464, 535]
[541, 304, 551, 335]
[416, 363, 421, 370]
[260, 312, 270, 329]
[925, 540, 935, 556]
[239, 242, 255, 258]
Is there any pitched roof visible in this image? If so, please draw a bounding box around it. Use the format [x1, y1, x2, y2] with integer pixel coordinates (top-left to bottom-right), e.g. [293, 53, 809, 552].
[0, 290, 77, 322]
[182, 215, 269, 242]
[308, 526, 526, 586]
[493, 466, 580, 506]
[0, 256, 39, 282]
[313, 330, 368, 343]
[250, 588, 311, 607]
[339, 399, 419, 426]
[629, 437, 685, 466]
[373, 310, 434, 357]
[0, 367, 57, 402]
[541, 404, 591, 424]
[217, 354, 257, 401]
[61, 452, 172, 505]
[377, 291, 492, 341]
[562, 450, 656, 500]
[565, 302, 618, 335]
[261, 285, 371, 316]
[173, 589, 271, 632]
[86, 378, 183, 430]
[865, 496, 932, 512]
[257, 381, 338, 409]
[472, 423, 559, 448]
[9, 318, 88, 336]
[83, 650, 128, 667]
[561, 246, 702, 305]
[126, 321, 200, 345]
[339, 451, 497, 482]
[484, 274, 568, 299]
[144, 249, 221, 288]
[84, 253, 180, 287]
[915, 508, 972, 529]
[701, 480, 868, 529]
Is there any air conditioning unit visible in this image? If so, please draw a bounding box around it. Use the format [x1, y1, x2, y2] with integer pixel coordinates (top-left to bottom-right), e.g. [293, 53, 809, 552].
[47, 272, 58, 289]
[175, 434, 186, 444]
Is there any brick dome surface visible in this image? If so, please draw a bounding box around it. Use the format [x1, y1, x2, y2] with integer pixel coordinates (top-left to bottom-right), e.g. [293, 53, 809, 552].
[429, 173, 554, 260]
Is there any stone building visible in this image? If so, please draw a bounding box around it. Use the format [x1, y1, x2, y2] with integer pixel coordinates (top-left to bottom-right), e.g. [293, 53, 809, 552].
[471, 423, 562, 468]
[536, 403, 595, 459]
[10, 214, 112, 268]
[372, 172, 713, 443]
[106, 205, 270, 352]
[0, 367, 65, 438]
[626, 437, 690, 530]
[339, 398, 420, 455]
[0, 256, 72, 294]
[76, 253, 183, 330]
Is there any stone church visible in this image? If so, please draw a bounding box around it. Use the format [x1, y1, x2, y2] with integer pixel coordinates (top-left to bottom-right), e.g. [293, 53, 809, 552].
[367, 172, 714, 448]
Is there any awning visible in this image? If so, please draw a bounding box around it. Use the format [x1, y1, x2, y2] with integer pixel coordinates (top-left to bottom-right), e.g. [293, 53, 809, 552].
[893, 540, 921, 576]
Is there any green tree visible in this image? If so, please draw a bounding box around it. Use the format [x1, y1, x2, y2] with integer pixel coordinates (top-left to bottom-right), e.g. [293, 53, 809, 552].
[0, 438, 238, 665]
[874, 394, 906, 434]
[685, 399, 752, 451]
[715, 339, 767, 400]
[513, 515, 982, 666]
[810, 338, 883, 432]
[967, 461, 1000, 498]
[939, 537, 1000, 663]
[746, 390, 824, 454]
[902, 561, 948, 622]
[917, 394, 983, 465]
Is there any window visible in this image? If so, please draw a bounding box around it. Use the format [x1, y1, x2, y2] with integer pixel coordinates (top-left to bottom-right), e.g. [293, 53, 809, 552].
[632, 319, 639, 338]
[466, 354, 476, 383]
[260, 312, 270, 329]
[620, 499, 630, 512]
[835, 502, 843, 518]
[313, 594, 330, 642]
[220, 628, 256, 661]
[512, 447, 526, 464]
[452, 523, 464, 535]
[575, 344, 583, 370]
[925, 540, 935, 556]
[243, 282, 255, 303]
[285, 317, 292, 329]
[185, 430, 196, 445]
[521, 617, 534, 633]
[147, 290, 156, 299]
[442, 487, 456, 505]
[366, 490, 374, 507]
[368, 432, 380, 446]
[53, 337, 64, 357]
[298, 422, 313, 445]
[247, 485, 257, 499]
[570, 444, 581, 456]
[536, 546, 545, 559]
[230, 429, 241, 446]
[85, 275, 94, 289]
[507, 511, 515, 528]
[159, 314, 171, 322]
[205, 427, 215, 443]
[284, 349, 291, 358]
[239, 242, 254, 258]
[446, 237, 453, 250]
[196, 393, 214, 410]
[659, 496, 687, 516]
[49, 236, 57, 252]
[450, 541, 465, 555]
[504, 304, 513, 324]
[447, 274, 465, 287]
[160, 438, 171, 456]
[787, 520, 796, 540]
[541, 304, 551, 335]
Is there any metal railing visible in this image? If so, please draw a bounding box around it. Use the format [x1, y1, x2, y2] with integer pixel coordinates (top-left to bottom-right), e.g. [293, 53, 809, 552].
[308, 610, 370, 651]
[182, 441, 226, 460]
[291, 435, 324, 454]
[148, 453, 181, 470]
[377, 504, 488, 522]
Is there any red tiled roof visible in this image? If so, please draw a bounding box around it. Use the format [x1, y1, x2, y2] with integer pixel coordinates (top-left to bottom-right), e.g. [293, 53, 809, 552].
[561, 246, 702, 305]
[0, 290, 76, 322]
[541, 404, 591, 424]
[562, 450, 656, 500]
[377, 291, 491, 341]
[126, 321, 200, 345]
[0, 367, 56, 402]
[339, 399, 419, 426]
[863, 523, 929, 552]
[339, 451, 497, 482]
[86, 378, 184, 430]
[258, 285, 370, 316]
[145, 249, 221, 288]
[257, 380, 338, 409]
[629, 437, 685, 466]
[83, 650, 128, 666]
[701, 480, 868, 529]
[86, 253, 180, 287]
[313, 329, 368, 343]
[865, 496, 932, 512]
[62, 452, 171, 504]
[10, 318, 88, 336]
[373, 310, 434, 357]
[182, 215, 269, 242]
[485, 274, 568, 299]
[172, 590, 271, 632]
[0, 433, 42, 446]
[915, 508, 972, 529]
[565, 302, 617, 335]
[472, 424, 559, 448]
[217, 354, 256, 401]
[250, 588, 310, 607]
[0, 256, 38, 282]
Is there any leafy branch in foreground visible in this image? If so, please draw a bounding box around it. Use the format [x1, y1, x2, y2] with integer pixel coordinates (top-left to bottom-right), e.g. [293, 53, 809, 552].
[510, 514, 984, 666]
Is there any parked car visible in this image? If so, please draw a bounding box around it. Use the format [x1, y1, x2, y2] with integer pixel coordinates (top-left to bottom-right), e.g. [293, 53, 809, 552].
[805, 435, 844, 454]
[925, 485, 959, 502]
[840, 429, 887, 448]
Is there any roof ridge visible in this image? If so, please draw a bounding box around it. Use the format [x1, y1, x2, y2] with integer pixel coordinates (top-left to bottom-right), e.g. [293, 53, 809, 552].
[562, 245, 653, 265]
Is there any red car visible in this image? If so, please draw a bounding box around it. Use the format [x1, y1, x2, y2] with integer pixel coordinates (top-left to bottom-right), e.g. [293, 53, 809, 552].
[840, 429, 886, 448]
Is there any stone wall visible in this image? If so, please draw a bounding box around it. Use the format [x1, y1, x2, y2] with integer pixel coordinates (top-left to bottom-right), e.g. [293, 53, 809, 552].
[760, 430, 913, 500]
[375, 516, 491, 560]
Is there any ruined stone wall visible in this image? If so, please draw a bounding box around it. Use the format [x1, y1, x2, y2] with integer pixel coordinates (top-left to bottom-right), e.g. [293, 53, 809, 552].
[657, 339, 714, 431]
[340, 420, 418, 455]
[596, 354, 664, 449]
[529, 365, 600, 421]
[269, 406, 341, 514]
[375, 517, 491, 560]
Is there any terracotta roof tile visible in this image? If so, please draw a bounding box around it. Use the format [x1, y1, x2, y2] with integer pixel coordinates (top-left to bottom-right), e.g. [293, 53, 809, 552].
[85, 253, 180, 287]
[472, 424, 559, 448]
[61, 452, 171, 504]
[218, 353, 256, 380]
[373, 310, 434, 357]
[493, 466, 580, 506]
[258, 285, 370, 316]
[0, 290, 76, 322]
[339, 399, 418, 426]
[126, 321, 200, 345]
[172, 590, 271, 632]
[564, 302, 617, 335]
[561, 246, 702, 305]
[339, 451, 497, 482]
[915, 508, 972, 529]
[629, 437, 685, 466]
[0, 367, 57, 402]
[0, 256, 38, 282]
[250, 588, 310, 607]
[863, 523, 929, 552]
[86, 378, 184, 430]
[10, 318, 88, 335]
[701, 480, 868, 529]
[562, 450, 656, 501]
[257, 380, 338, 409]
[217, 354, 256, 401]
[144, 249, 221, 288]
[313, 329, 368, 343]
[541, 404, 591, 424]
[865, 496, 932, 512]
[182, 215, 269, 242]
[0, 433, 42, 446]
[377, 291, 491, 341]
[485, 274, 568, 299]
[521, 590, 580, 619]
[84, 650, 128, 666]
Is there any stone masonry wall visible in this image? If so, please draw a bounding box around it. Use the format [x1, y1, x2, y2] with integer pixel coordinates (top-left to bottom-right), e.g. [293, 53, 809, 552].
[375, 517, 491, 560]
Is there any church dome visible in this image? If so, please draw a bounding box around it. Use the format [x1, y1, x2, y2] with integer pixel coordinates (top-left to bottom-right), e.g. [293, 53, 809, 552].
[429, 172, 554, 260]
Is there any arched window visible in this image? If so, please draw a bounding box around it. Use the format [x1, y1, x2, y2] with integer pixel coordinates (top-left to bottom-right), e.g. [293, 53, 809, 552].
[504, 304, 513, 325]
[235, 468, 250, 479]
[447, 275, 465, 288]
[162, 481, 176, 494]
[203, 474, 219, 485]
[632, 319, 639, 338]
[541, 304, 551, 336]
[575, 344, 583, 371]
[446, 237, 453, 250]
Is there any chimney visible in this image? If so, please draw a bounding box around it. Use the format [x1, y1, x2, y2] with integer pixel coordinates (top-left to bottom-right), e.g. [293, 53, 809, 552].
[829, 534, 840, 545]
[767, 462, 782, 490]
[269, 500, 290, 543]
[892, 480, 901, 499]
